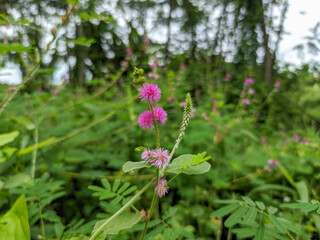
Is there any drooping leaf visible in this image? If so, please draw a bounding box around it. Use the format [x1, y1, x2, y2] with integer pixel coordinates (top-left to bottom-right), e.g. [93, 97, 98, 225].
[210, 204, 240, 218]
[122, 161, 149, 172]
[0, 131, 19, 147]
[0, 195, 30, 240]
[91, 211, 141, 237]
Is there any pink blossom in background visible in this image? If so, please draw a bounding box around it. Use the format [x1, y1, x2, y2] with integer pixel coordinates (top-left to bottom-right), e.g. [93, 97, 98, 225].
[268, 159, 279, 167]
[226, 73, 231, 79]
[212, 99, 218, 104]
[264, 166, 272, 173]
[143, 37, 150, 44]
[146, 148, 170, 169]
[201, 112, 207, 118]
[274, 81, 281, 88]
[125, 48, 133, 56]
[301, 139, 309, 144]
[138, 83, 161, 103]
[244, 78, 255, 85]
[190, 108, 196, 118]
[155, 178, 169, 197]
[176, 77, 181, 81]
[53, 89, 59, 96]
[148, 72, 153, 78]
[179, 64, 186, 70]
[180, 102, 186, 107]
[153, 106, 167, 124]
[153, 74, 159, 80]
[211, 107, 217, 112]
[138, 111, 154, 129]
[154, 57, 159, 63]
[293, 134, 300, 142]
[169, 97, 174, 103]
[242, 98, 250, 105]
[248, 88, 255, 95]
[260, 137, 267, 143]
[8, 87, 15, 92]
[150, 63, 156, 70]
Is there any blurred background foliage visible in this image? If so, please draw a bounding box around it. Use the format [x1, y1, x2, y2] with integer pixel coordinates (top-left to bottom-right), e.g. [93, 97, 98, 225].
[0, 0, 320, 239]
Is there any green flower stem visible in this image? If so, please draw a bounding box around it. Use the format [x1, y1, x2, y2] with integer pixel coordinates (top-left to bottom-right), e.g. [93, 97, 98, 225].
[149, 104, 160, 148]
[89, 179, 154, 240]
[140, 191, 158, 240]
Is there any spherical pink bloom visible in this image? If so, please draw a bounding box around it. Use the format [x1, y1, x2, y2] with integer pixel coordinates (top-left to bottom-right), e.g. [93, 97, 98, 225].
[242, 99, 250, 105]
[138, 111, 154, 130]
[226, 73, 231, 79]
[293, 134, 300, 142]
[147, 148, 170, 169]
[138, 83, 161, 103]
[53, 89, 59, 96]
[274, 81, 281, 88]
[248, 88, 255, 95]
[154, 178, 169, 197]
[212, 106, 217, 112]
[268, 159, 273, 165]
[244, 78, 255, 85]
[264, 165, 272, 173]
[142, 149, 152, 160]
[272, 161, 279, 167]
[169, 97, 174, 103]
[179, 64, 186, 70]
[150, 63, 156, 70]
[301, 139, 309, 144]
[260, 137, 267, 143]
[143, 37, 150, 44]
[153, 106, 167, 124]
[125, 48, 133, 56]
[212, 99, 218, 104]
[153, 74, 159, 80]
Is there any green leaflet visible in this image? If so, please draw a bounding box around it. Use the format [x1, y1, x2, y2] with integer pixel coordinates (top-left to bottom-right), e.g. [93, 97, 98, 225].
[224, 205, 247, 227]
[165, 152, 211, 175]
[91, 212, 141, 238]
[0, 131, 19, 147]
[0, 195, 30, 240]
[122, 161, 149, 172]
[210, 203, 240, 218]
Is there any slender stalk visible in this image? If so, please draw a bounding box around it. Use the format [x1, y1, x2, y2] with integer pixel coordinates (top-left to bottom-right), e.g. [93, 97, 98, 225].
[140, 192, 157, 240]
[140, 103, 161, 240]
[89, 179, 154, 240]
[37, 188, 46, 240]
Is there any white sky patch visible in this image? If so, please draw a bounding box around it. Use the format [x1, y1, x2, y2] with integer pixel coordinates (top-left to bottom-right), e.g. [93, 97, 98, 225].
[278, 0, 320, 65]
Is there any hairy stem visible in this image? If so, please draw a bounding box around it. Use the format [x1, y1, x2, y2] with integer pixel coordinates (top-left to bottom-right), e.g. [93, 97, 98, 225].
[89, 179, 154, 240]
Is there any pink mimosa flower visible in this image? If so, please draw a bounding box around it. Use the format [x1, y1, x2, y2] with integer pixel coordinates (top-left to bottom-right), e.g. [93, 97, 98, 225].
[138, 111, 154, 130]
[154, 178, 169, 197]
[138, 83, 161, 103]
[153, 106, 167, 124]
[244, 78, 255, 85]
[242, 98, 250, 105]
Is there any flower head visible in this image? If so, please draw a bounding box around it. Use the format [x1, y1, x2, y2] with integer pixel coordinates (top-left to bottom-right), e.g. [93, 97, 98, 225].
[212, 106, 217, 112]
[212, 99, 218, 104]
[153, 106, 167, 124]
[139, 83, 161, 103]
[301, 139, 309, 145]
[242, 98, 250, 105]
[264, 165, 272, 173]
[138, 111, 154, 129]
[142, 149, 152, 160]
[154, 178, 169, 198]
[226, 73, 231, 79]
[260, 137, 267, 143]
[244, 78, 255, 85]
[168, 97, 174, 103]
[146, 148, 170, 169]
[248, 88, 255, 95]
[274, 81, 281, 88]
